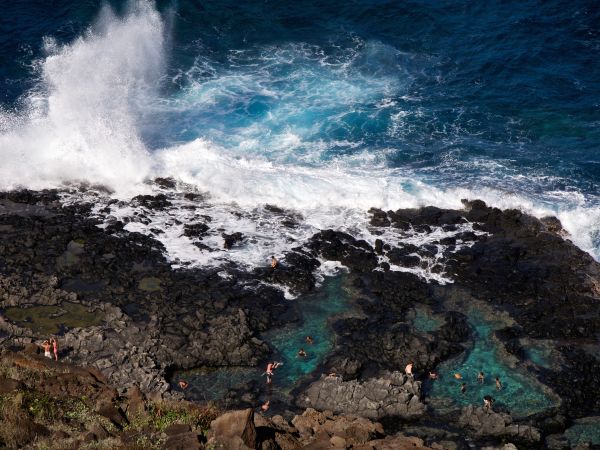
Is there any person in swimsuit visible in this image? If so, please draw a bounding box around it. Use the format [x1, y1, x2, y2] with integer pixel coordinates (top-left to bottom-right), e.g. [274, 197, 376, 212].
[305, 336, 314, 345]
[51, 338, 59, 361]
[298, 348, 307, 358]
[477, 371, 484, 384]
[495, 377, 502, 390]
[265, 362, 281, 384]
[42, 340, 52, 359]
[270, 256, 278, 269]
[460, 383, 467, 394]
[405, 362, 414, 378]
[178, 380, 189, 390]
[428, 371, 439, 380]
[483, 395, 494, 410]
[261, 400, 270, 412]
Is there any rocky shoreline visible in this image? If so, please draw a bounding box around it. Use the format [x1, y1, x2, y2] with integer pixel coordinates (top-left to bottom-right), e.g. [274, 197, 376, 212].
[1, 187, 600, 449]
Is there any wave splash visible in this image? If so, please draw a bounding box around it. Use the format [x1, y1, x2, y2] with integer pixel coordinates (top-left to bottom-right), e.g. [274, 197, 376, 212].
[0, 1, 162, 194]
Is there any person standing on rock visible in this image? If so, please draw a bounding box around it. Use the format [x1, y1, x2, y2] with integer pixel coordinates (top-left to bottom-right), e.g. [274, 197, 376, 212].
[483, 395, 494, 410]
[265, 361, 281, 384]
[51, 338, 59, 361]
[270, 256, 278, 269]
[42, 340, 52, 359]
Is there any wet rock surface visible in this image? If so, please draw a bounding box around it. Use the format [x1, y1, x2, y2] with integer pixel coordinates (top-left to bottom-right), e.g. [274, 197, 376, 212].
[1, 190, 600, 448]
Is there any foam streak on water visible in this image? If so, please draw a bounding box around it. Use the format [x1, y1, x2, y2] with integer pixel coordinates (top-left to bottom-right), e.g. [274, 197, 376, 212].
[2, 1, 600, 262]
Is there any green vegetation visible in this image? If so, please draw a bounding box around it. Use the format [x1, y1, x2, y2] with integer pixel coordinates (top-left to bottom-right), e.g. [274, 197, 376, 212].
[0, 352, 221, 450]
[3, 302, 104, 335]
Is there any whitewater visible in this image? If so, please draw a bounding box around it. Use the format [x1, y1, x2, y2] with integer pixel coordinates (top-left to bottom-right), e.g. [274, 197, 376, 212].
[1, 1, 599, 273]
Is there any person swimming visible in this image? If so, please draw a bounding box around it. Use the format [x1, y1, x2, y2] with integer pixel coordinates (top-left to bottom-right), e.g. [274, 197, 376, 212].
[495, 376, 502, 390]
[454, 373, 463, 379]
[305, 336, 314, 344]
[460, 383, 467, 394]
[298, 348, 307, 358]
[477, 371, 484, 384]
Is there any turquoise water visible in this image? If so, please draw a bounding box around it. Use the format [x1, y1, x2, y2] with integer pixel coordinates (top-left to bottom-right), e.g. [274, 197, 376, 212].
[412, 307, 443, 333]
[525, 342, 553, 369]
[429, 310, 557, 417]
[177, 276, 352, 402]
[565, 417, 600, 446]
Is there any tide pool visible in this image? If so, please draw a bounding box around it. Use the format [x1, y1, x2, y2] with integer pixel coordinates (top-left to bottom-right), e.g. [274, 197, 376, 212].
[565, 417, 600, 446]
[411, 306, 443, 333]
[175, 276, 352, 403]
[428, 309, 558, 417]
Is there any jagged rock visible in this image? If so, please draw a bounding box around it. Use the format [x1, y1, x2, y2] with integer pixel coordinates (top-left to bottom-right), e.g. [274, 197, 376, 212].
[458, 405, 540, 443]
[298, 373, 425, 419]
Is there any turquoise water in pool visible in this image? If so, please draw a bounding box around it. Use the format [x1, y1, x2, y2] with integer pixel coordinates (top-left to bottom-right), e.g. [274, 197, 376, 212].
[523, 340, 554, 368]
[429, 309, 557, 417]
[177, 276, 352, 402]
[412, 307, 443, 333]
[565, 417, 600, 446]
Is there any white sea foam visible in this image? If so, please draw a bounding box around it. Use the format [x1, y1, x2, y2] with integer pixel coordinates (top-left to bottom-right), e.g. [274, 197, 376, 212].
[2, 0, 600, 279]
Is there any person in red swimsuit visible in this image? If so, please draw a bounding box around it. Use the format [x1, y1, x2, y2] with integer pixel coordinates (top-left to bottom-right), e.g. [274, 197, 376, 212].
[51, 338, 59, 361]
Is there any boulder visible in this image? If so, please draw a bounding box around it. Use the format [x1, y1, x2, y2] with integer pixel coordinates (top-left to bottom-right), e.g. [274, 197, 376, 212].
[298, 373, 425, 420]
[209, 408, 257, 450]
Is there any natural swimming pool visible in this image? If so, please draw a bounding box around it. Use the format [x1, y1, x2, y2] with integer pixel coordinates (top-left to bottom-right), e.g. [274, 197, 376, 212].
[175, 275, 353, 404]
[427, 308, 558, 417]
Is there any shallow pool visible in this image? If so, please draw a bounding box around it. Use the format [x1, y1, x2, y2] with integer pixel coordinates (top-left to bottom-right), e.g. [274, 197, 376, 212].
[428, 309, 558, 417]
[175, 276, 353, 403]
[565, 417, 600, 446]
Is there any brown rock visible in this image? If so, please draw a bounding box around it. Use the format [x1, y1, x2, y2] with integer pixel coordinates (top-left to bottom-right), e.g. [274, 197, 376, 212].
[96, 402, 128, 429]
[165, 423, 192, 436]
[124, 385, 146, 418]
[210, 408, 256, 450]
[302, 430, 331, 450]
[330, 435, 347, 448]
[0, 376, 24, 394]
[163, 432, 201, 450]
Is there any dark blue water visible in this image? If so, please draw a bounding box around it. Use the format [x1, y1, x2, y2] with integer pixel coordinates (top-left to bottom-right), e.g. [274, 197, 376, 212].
[1, 0, 599, 255]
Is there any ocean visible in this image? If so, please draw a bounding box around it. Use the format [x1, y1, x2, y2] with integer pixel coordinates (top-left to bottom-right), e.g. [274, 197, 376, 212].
[1, 0, 599, 271]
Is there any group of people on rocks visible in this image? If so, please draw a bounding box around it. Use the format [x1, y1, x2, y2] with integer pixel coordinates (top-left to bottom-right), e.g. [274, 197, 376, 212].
[406, 362, 502, 411]
[40, 338, 59, 361]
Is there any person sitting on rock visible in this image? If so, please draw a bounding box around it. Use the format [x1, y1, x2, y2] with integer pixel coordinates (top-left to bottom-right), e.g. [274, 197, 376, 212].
[405, 362, 414, 378]
[298, 348, 307, 358]
[270, 256, 278, 269]
[326, 371, 339, 379]
[261, 400, 270, 412]
[42, 340, 52, 359]
[495, 376, 502, 390]
[460, 383, 467, 394]
[178, 380, 189, 390]
[477, 371, 484, 384]
[305, 335, 314, 345]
